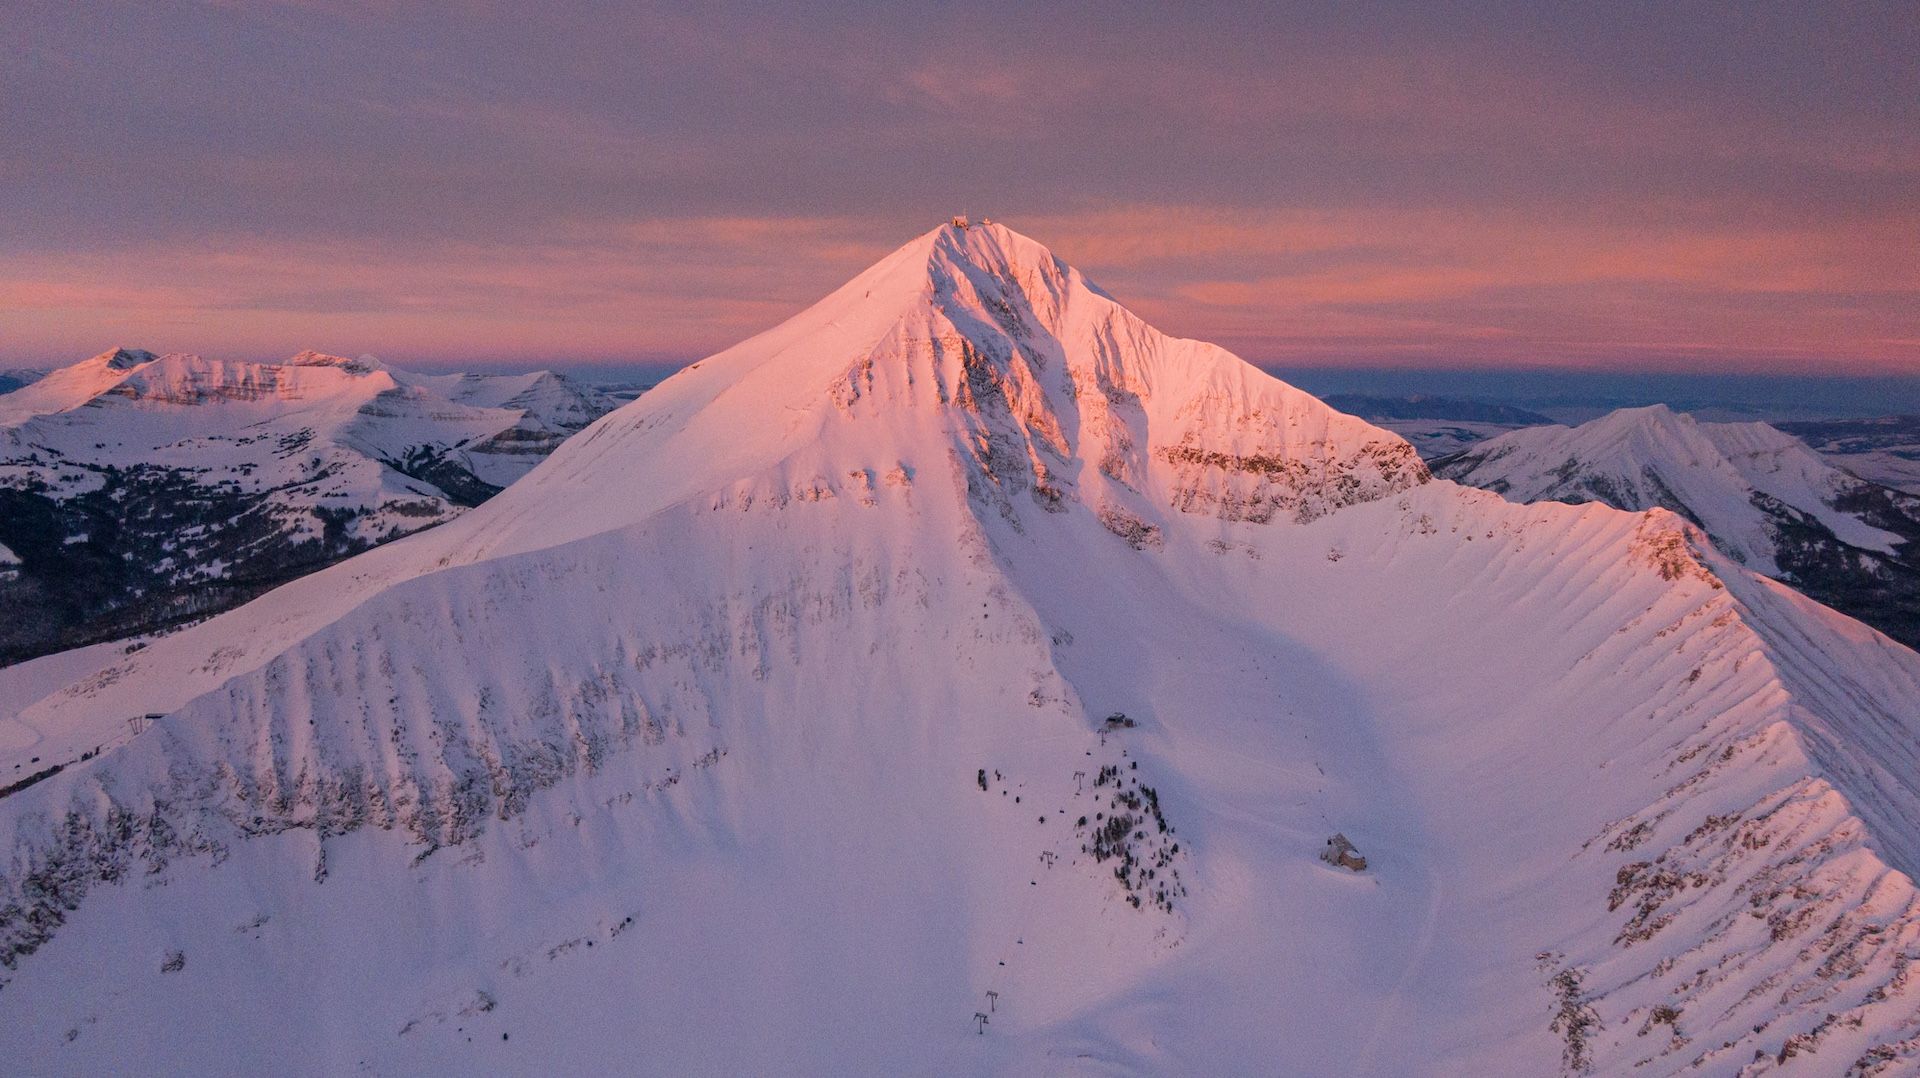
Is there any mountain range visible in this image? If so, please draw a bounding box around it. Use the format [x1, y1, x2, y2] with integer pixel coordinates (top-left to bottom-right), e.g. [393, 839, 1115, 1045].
[0, 348, 615, 664]
[0, 370, 47, 396]
[4, 224, 1920, 1074]
[1321, 393, 1557, 457]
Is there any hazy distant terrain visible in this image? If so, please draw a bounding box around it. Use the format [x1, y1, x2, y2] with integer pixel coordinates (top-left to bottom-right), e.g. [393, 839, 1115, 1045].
[1778, 415, 1920, 497]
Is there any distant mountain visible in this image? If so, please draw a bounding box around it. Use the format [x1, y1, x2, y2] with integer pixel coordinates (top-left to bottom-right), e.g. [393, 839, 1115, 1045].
[7, 224, 1920, 1074]
[0, 369, 47, 395]
[0, 348, 157, 424]
[1323, 393, 1555, 459]
[582, 378, 658, 404]
[1777, 414, 1920, 497]
[1435, 404, 1920, 648]
[0, 348, 616, 664]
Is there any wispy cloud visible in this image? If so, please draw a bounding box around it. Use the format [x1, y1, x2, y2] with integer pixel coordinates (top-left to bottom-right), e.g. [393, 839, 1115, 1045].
[2, 3, 1915, 372]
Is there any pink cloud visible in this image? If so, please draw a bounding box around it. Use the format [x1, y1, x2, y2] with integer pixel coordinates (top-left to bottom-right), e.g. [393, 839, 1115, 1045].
[2, 204, 1915, 374]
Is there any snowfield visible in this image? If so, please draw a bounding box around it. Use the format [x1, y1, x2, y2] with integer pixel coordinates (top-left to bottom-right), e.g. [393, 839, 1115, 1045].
[4, 223, 1920, 1076]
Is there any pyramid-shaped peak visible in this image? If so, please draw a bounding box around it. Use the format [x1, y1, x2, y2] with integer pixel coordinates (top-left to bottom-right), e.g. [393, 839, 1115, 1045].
[925, 219, 1101, 291]
[1580, 402, 1686, 433]
[780, 218, 1113, 355]
[687, 218, 1405, 447]
[828, 219, 1093, 311]
[493, 217, 1428, 558]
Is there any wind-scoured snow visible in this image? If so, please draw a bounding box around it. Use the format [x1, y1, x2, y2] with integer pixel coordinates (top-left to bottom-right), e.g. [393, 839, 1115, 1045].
[3, 224, 1920, 1076]
[0, 348, 159, 427]
[1433, 404, 1920, 652]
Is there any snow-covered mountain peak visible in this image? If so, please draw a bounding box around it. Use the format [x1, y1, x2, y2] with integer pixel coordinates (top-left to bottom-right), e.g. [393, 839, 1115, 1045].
[444, 220, 1426, 563]
[0, 345, 618, 661]
[92, 346, 158, 371]
[925, 218, 1082, 302]
[1436, 405, 1920, 633]
[0, 347, 166, 423]
[1, 348, 401, 422]
[1579, 400, 1682, 434]
[97, 352, 407, 408]
[1533, 402, 1723, 467]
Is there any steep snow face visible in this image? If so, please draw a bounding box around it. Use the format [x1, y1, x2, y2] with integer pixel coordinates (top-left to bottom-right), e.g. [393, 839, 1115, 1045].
[0, 350, 616, 664]
[435, 221, 1425, 565]
[5, 224, 1920, 1076]
[1435, 404, 1920, 650]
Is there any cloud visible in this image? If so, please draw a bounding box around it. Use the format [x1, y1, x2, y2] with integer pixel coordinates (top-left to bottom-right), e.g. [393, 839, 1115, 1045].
[1, 3, 1915, 372]
[4, 202, 1913, 374]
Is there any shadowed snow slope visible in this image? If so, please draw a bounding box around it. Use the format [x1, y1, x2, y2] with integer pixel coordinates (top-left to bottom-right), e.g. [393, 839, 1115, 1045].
[5, 224, 1920, 1076]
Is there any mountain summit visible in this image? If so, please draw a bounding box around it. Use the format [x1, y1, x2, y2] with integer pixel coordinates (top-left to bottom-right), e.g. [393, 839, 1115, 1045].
[428, 220, 1427, 564]
[5, 223, 1920, 1074]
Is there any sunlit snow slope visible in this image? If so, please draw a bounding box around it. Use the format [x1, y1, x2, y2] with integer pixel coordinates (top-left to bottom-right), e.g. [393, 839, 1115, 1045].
[1435, 405, 1920, 652]
[4, 224, 1920, 1076]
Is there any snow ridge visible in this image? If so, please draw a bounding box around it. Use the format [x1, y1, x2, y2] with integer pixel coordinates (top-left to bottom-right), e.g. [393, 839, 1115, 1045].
[1435, 404, 1920, 652]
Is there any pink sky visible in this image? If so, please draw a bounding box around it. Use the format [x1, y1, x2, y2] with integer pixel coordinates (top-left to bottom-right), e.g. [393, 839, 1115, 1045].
[4, 4, 1916, 374]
